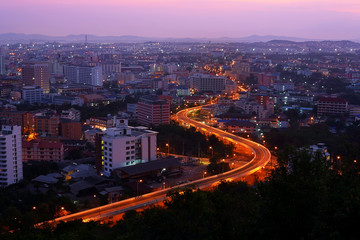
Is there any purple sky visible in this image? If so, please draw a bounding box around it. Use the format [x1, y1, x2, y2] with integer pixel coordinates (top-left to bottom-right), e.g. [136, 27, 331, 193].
[1, 0, 360, 39]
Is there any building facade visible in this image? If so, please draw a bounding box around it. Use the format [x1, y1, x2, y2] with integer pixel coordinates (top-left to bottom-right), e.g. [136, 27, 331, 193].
[35, 115, 60, 137]
[100, 62, 121, 75]
[0, 125, 23, 187]
[22, 86, 44, 104]
[0, 55, 5, 75]
[64, 65, 103, 86]
[101, 120, 158, 176]
[137, 95, 170, 126]
[0, 111, 35, 134]
[190, 74, 226, 92]
[22, 140, 64, 162]
[317, 97, 348, 116]
[22, 62, 50, 93]
[60, 120, 82, 140]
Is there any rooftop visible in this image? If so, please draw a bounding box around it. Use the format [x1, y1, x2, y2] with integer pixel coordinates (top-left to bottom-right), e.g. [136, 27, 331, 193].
[115, 157, 181, 176]
[319, 97, 347, 103]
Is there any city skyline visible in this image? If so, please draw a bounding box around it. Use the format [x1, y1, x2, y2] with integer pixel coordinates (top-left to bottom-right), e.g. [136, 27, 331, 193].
[1, 0, 360, 40]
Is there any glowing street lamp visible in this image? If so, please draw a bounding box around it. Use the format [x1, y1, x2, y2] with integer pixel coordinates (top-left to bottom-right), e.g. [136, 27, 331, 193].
[209, 146, 213, 157]
[221, 159, 225, 173]
[166, 143, 170, 155]
[137, 179, 143, 196]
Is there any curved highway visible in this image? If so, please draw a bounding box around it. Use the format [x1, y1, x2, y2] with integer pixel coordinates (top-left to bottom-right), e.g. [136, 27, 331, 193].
[175, 105, 271, 182]
[49, 105, 271, 224]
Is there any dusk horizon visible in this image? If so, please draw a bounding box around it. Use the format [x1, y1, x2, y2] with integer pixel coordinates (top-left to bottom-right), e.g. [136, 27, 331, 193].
[0, 32, 358, 43]
[1, 0, 360, 40]
[1, 0, 360, 239]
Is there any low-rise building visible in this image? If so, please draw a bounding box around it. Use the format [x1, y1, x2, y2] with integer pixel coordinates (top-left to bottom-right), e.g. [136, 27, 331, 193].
[222, 120, 257, 134]
[35, 115, 60, 137]
[22, 139, 64, 162]
[317, 97, 348, 116]
[61, 108, 81, 122]
[22, 86, 43, 104]
[87, 116, 114, 131]
[60, 119, 82, 140]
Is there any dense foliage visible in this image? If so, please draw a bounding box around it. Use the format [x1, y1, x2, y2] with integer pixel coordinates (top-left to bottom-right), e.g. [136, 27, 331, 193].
[4, 148, 360, 239]
[154, 124, 234, 159]
[265, 122, 360, 170]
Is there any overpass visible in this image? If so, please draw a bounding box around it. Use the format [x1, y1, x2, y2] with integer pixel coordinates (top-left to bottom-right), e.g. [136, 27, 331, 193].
[50, 105, 271, 224]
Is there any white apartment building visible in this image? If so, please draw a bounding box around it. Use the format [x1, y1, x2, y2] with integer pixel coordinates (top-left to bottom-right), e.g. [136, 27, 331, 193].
[22, 86, 44, 104]
[0, 125, 23, 187]
[65, 65, 103, 86]
[101, 120, 157, 176]
[61, 108, 81, 121]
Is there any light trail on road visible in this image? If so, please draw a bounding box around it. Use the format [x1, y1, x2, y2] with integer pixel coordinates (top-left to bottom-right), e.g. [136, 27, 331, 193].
[49, 104, 271, 224]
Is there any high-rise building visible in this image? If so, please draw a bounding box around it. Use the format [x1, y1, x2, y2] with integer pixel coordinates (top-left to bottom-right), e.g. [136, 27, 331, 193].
[0, 125, 23, 187]
[64, 65, 103, 86]
[101, 119, 158, 176]
[190, 73, 226, 92]
[0, 55, 5, 75]
[22, 86, 44, 104]
[137, 95, 170, 127]
[22, 62, 50, 93]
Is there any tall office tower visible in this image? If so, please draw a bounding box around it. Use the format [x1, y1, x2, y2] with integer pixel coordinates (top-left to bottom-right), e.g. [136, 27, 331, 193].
[190, 73, 226, 92]
[22, 62, 50, 93]
[0, 125, 23, 187]
[101, 119, 158, 176]
[64, 65, 103, 86]
[0, 55, 5, 75]
[137, 95, 170, 127]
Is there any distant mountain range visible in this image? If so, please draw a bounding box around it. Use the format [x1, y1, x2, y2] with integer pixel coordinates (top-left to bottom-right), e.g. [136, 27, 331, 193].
[0, 33, 357, 43]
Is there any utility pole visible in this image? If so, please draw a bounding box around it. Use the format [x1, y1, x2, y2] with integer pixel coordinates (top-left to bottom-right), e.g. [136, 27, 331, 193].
[182, 140, 185, 156]
[198, 142, 201, 158]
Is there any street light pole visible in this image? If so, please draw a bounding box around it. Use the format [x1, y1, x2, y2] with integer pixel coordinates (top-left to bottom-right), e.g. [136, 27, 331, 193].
[166, 143, 169, 155]
[209, 146, 213, 158]
[137, 179, 142, 196]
